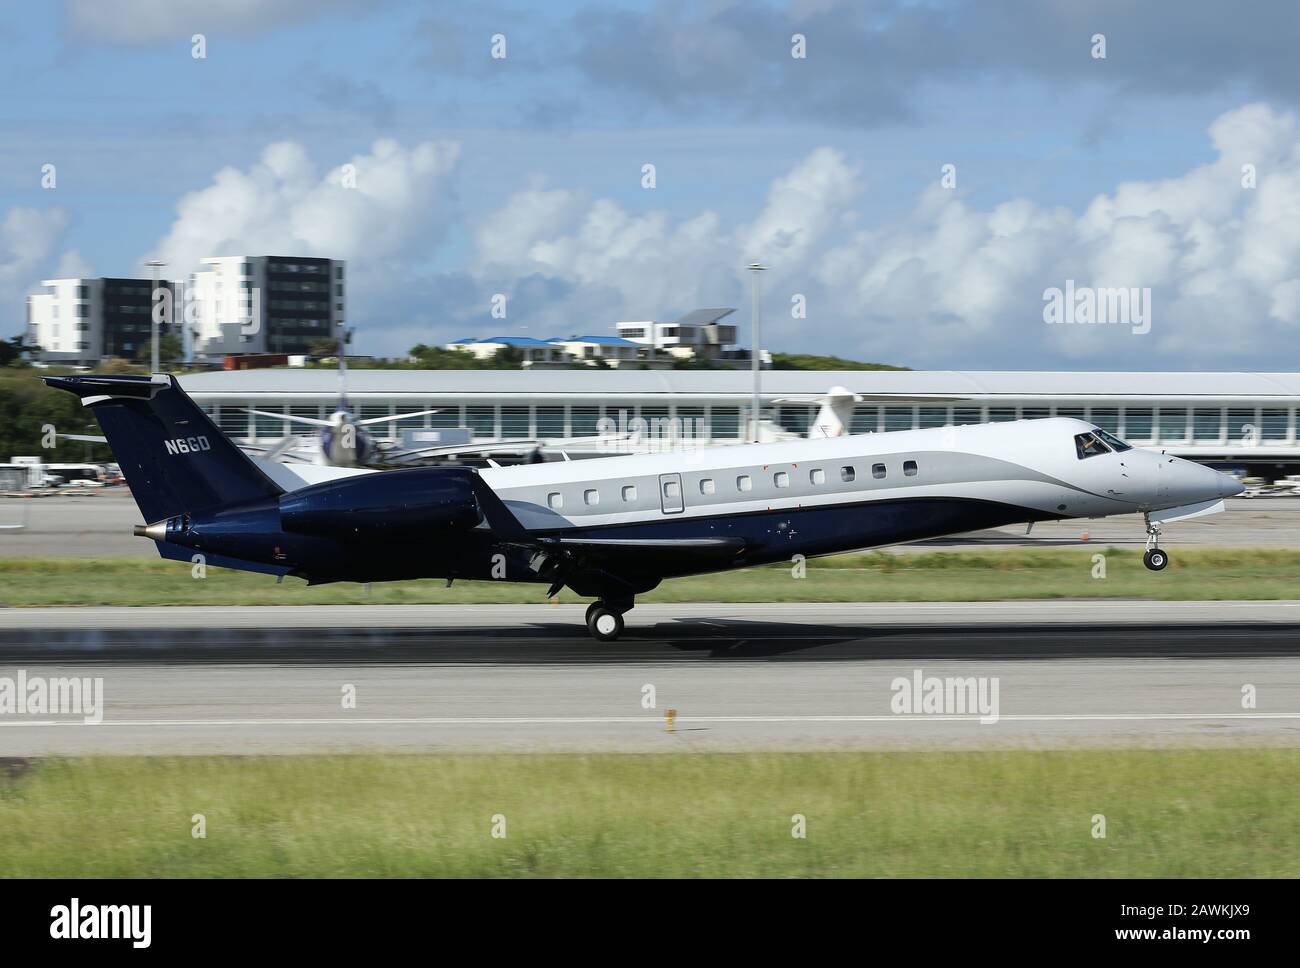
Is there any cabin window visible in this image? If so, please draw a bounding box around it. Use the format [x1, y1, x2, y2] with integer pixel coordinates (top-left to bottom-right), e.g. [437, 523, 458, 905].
[872, 463, 886, 479]
[699, 478, 715, 495]
[737, 475, 752, 492]
[903, 460, 918, 476]
[584, 488, 599, 506]
[810, 468, 825, 485]
[621, 484, 637, 502]
[547, 492, 563, 510]
[841, 466, 856, 482]
[774, 471, 790, 488]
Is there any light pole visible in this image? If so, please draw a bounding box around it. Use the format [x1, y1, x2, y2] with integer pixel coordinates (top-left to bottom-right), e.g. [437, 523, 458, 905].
[145, 259, 166, 373]
[747, 262, 767, 442]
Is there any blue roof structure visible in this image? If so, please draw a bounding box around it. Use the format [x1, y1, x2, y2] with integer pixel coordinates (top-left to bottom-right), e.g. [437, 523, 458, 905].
[462, 336, 558, 347]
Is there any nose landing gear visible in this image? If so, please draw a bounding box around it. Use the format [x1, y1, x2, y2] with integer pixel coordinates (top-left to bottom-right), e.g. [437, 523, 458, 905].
[1143, 515, 1169, 571]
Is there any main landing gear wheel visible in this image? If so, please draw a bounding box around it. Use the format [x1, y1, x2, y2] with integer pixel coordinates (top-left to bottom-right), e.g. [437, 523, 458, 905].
[586, 605, 625, 642]
[1143, 548, 1169, 571]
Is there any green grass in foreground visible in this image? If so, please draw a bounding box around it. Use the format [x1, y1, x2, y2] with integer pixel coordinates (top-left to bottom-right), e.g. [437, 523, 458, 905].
[1, 751, 1296, 877]
[1, 547, 1298, 606]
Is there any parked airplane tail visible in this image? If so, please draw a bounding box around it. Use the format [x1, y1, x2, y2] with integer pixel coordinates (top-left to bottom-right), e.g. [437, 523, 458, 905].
[809, 385, 862, 439]
[42, 373, 283, 523]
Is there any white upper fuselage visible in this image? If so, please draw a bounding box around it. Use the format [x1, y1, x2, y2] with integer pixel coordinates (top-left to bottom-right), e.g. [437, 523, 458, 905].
[477, 417, 1241, 531]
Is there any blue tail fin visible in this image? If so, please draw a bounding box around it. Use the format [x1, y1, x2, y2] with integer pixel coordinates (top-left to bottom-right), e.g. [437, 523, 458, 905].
[42, 374, 282, 523]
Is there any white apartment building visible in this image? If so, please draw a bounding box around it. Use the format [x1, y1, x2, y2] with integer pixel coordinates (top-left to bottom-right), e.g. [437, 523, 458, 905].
[190, 255, 345, 358]
[616, 308, 739, 360]
[26, 277, 177, 364]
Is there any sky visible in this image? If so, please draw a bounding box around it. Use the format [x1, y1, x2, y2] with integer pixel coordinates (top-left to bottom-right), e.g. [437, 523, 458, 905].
[2, 0, 1300, 369]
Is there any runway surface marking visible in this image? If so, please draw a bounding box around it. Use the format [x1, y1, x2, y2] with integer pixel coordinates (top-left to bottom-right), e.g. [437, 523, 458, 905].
[4, 713, 1298, 727]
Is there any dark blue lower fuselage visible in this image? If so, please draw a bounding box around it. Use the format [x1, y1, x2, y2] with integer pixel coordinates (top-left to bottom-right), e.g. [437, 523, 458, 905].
[160, 495, 1055, 587]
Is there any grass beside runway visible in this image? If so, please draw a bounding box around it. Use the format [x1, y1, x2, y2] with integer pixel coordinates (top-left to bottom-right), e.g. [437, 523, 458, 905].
[0, 750, 1297, 877]
[0, 547, 1298, 606]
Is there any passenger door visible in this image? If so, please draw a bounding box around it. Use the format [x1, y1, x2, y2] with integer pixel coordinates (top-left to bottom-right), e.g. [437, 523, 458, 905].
[659, 473, 684, 514]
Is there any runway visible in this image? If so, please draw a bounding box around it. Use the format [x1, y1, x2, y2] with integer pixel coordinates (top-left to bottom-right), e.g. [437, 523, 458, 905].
[0, 602, 1297, 755]
[3, 491, 1299, 556]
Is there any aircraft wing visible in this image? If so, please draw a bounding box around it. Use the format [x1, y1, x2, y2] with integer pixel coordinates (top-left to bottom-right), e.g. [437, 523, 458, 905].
[388, 433, 631, 462]
[57, 432, 109, 444]
[252, 435, 306, 463]
[539, 534, 745, 561]
[357, 409, 444, 426]
[527, 534, 746, 597]
[67, 425, 314, 467]
[244, 409, 333, 428]
[387, 436, 544, 460]
[464, 473, 746, 595]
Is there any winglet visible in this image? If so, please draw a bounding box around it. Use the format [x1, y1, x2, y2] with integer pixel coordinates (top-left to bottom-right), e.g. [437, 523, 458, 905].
[468, 473, 530, 541]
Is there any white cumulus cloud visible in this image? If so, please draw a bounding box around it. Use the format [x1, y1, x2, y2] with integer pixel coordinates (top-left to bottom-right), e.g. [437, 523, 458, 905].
[133, 102, 1300, 367]
[147, 138, 461, 279]
[469, 148, 862, 335]
[457, 104, 1300, 368]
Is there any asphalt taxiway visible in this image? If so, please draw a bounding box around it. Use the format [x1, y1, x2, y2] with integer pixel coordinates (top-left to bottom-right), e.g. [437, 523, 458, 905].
[0, 602, 1296, 755]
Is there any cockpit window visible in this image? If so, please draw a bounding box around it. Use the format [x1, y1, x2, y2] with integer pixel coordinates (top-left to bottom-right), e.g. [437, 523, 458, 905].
[1074, 432, 1111, 459]
[1092, 428, 1133, 452]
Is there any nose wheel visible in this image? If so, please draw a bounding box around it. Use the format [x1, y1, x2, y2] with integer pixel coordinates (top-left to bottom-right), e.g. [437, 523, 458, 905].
[1143, 515, 1169, 571]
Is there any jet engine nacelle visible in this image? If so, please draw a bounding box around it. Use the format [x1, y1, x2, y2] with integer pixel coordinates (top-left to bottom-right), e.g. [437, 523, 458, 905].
[278, 467, 482, 538]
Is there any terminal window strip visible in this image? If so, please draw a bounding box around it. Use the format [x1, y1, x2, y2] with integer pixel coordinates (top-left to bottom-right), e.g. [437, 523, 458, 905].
[210, 399, 1300, 447]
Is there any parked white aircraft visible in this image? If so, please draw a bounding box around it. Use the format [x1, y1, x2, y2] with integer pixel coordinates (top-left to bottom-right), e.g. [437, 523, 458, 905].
[771, 385, 863, 439]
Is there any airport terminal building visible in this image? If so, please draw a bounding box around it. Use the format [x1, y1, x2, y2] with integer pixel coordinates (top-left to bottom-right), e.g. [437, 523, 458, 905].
[178, 369, 1300, 474]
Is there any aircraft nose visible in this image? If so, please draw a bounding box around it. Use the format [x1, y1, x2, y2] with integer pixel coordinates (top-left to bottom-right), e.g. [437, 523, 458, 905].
[1178, 461, 1242, 503]
[1217, 469, 1246, 498]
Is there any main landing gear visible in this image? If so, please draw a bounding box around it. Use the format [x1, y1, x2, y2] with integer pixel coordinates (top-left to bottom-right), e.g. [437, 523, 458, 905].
[1143, 515, 1169, 571]
[585, 599, 633, 641]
